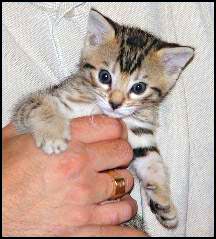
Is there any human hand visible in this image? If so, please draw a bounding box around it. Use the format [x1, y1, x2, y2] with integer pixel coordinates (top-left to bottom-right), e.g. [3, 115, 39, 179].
[3, 115, 148, 236]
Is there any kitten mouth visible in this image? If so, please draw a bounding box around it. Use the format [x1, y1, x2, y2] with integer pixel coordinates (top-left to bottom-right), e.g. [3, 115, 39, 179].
[100, 108, 132, 119]
[96, 98, 135, 118]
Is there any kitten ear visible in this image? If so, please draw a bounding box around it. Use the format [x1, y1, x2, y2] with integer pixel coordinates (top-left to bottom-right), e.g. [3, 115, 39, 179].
[157, 46, 194, 86]
[85, 9, 116, 47]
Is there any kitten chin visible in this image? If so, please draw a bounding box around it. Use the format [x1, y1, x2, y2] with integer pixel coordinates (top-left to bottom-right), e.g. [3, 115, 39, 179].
[100, 109, 128, 119]
[98, 105, 137, 118]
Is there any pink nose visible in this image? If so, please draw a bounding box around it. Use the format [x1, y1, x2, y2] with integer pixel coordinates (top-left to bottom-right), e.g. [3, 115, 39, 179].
[109, 90, 124, 110]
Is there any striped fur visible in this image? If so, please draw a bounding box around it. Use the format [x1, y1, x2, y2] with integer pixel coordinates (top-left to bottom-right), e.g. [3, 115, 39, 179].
[131, 127, 154, 136]
[12, 8, 195, 229]
[133, 146, 159, 158]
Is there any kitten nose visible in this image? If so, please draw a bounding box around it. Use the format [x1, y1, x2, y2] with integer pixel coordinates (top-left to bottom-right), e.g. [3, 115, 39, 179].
[109, 90, 124, 110]
[109, 101, 121, 110]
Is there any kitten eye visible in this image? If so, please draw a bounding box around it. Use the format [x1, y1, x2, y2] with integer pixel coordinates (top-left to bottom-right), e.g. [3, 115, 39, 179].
[130, 82, 147, 95]
[99, 70, 112, 85]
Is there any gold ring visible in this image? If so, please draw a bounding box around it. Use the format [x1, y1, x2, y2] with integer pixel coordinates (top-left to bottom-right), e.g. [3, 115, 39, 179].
[107, 170, 126, 200]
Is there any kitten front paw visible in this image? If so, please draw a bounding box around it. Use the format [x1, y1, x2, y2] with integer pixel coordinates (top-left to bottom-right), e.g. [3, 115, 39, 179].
[39, 138, 68, 154]
[33, 122, 71, 154]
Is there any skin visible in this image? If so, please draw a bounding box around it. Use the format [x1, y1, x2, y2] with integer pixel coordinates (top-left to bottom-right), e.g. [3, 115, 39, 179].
[3, 115, 149, 237]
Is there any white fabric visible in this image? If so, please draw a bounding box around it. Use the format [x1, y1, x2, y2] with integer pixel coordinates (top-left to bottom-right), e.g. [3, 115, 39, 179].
[2, 2, 214, 237]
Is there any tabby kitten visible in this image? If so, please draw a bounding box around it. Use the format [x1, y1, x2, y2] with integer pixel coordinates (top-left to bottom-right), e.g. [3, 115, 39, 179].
[13, 9, 194, 228]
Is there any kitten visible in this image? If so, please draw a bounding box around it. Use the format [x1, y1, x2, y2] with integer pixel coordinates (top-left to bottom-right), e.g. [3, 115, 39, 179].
[12, 9, 194, 228]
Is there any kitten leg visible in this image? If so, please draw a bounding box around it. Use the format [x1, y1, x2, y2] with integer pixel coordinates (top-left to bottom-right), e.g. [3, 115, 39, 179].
[133, 152, 178, 228]
[13, 93, 71, 154]
[127, 128, 178, 228]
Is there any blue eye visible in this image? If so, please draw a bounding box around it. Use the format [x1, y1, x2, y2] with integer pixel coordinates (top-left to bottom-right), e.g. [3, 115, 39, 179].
[99, 70, 112, 85]
[131, 82, 146, 95]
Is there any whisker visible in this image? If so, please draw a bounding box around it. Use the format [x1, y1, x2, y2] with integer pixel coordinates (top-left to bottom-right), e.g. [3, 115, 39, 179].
[89, 104, 100, 127]
[93, 91, 106, 98]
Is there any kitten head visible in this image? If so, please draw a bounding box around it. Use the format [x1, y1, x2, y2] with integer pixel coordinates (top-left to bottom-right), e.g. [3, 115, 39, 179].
[80, 9, 194, 118]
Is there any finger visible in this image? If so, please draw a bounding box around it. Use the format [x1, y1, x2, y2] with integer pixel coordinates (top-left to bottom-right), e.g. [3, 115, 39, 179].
[69, 225, 148, 237]
[86, 139, 133, 171]
[3, 122, 18, 140]
[91, 194, 137, 225]
[70, 115, 127, 143]
[69, 169, 134, 205]
[93, 169, 134, 203]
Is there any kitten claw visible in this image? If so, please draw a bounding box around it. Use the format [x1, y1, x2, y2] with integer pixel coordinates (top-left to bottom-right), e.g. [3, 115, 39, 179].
[42, 139, 68, 154]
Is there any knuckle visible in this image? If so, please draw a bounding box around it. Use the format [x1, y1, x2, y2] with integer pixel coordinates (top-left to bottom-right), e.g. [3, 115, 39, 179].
[127, 170, 134, 188]
[104, 175, 113, 199]
[118, 140, 133, 165]
[110, 119, 123, 137]
[70, 157, 85, 175]
[61, 159, 83, 177]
